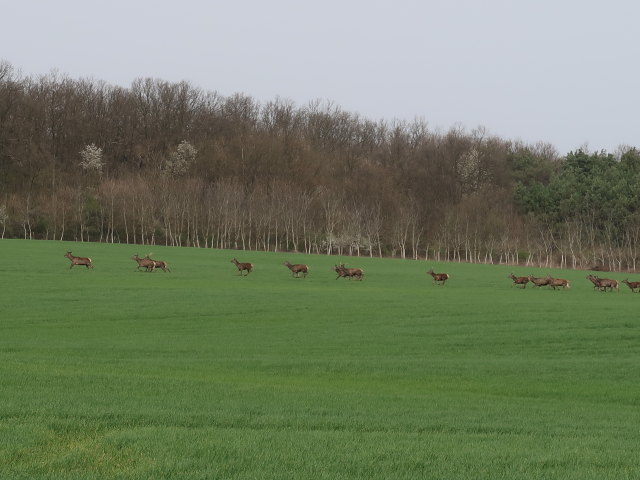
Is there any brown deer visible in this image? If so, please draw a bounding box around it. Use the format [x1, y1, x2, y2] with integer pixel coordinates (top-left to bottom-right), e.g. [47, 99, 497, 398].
[283, 261, 309, 278]
[333, 264, 364, 281]
[427, 268, 449, 285]
[64, 251, 93, 269]
[131, 254, 156, 272]
[231, 258, 253, 276]
[145, 255, 171, 273]
[527, 274, 551, 288]
[594, 276, 618, 292]
[508, 273, 529, 288]
[332, 264, 349, 280]
[622, 279, 640, 293]
[546, 275, 570, 290]
[586, 274, 603, 291]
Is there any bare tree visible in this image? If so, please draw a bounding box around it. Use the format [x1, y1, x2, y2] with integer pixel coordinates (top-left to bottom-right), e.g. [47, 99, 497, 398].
[0, 204, 7, 238]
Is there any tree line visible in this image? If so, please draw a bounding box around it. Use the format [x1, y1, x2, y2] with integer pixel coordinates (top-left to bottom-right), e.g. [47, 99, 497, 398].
[1, 60, 639, 271]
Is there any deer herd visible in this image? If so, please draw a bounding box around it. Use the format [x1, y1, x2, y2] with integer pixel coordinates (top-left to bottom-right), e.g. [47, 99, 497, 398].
[507, 272, 640, 292]
[63, 250, 640, 292]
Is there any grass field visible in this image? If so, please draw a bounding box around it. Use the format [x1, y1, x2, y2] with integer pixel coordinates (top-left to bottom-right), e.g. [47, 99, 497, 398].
[1, 239, 640, 479]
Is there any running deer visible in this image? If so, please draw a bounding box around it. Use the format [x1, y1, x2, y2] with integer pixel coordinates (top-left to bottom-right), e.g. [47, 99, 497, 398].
[283, 261, 309, 278]
[594, 276, 618, 292]
[508, 273, 529, 288]
[586, 274, 603, 291]
[528, 274, 551, 288]
[332, 264, 349, 280]
[622, 279, 640, 292]
[145, 255, 171, 273]
[546, 275, 570, 290]
[230, 258, 253, 276]
[427, 268, 449, 285]
[131, 254, 156, 272]
[64, 251, 93, 269]
[333, 264, 364, 281]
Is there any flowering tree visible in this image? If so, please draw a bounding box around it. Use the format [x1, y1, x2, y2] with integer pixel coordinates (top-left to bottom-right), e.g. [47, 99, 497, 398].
[164, 140, 197, 176]
[79, 143, 104, 173]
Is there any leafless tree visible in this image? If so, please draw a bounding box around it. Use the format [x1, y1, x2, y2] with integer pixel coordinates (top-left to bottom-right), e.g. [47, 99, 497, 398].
[0, 204, 7, 238]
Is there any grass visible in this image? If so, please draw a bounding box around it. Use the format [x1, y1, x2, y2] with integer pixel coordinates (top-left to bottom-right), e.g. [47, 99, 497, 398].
[1, 238, 640, 479]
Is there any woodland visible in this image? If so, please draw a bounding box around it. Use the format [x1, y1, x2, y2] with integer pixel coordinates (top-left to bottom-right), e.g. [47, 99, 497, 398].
[1, 60, 639, 271]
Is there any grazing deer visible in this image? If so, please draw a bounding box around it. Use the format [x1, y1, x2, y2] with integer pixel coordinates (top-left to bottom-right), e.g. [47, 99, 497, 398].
[427, 268, 449, 285]
[508, 273, 529, 288]
[527, 275, 551, 288]
[622, 279, 640, 293]
[64, 251, 93, 269]
[131, 254, 156, 272]
[231, 258, 253, 276]
[594, 276, 618, 292]
[145, 255, 171, 273]
[333, 264, 364, 281]
[546, 275, 570, 290]
[283, 261, 309, 278]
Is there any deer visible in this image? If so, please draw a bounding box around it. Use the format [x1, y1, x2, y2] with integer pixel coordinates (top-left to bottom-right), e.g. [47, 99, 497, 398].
[586, 274, 603, 291]
[527, 274, 551, 288]
[145, 255, 171, 273]
[283, 261, 309, 278]
[594, 276, 618, 292]
[230, 258, 253, 276]
[64, 251, 93, 269]
[622, 279, 640, 293]
[131, 254, 156, 272]
[332, 264, 349, 280]
[333, 264, 364, 281]
[427, 268, 449, 285]
[508, 273, 529, 288]
[546, 275, 570, 290]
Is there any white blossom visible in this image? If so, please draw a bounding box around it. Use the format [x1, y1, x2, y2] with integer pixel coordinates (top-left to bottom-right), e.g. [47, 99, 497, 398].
[79, 143, 104, 172]
[164, 140, 197, 176]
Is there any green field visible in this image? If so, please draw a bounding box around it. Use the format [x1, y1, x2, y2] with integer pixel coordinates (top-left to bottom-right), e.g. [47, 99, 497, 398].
[1, 239, 640, 479]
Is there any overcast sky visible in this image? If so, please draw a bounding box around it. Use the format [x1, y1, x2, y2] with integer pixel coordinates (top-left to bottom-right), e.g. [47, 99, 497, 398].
[2, 0, 638, 154]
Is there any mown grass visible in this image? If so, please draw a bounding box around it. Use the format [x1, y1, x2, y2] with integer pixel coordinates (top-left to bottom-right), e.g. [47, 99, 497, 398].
[1, 239, 640, 479]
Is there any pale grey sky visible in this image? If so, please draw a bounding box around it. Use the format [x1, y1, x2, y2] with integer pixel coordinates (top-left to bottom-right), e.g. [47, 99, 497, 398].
[2, 0, 638, 154]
